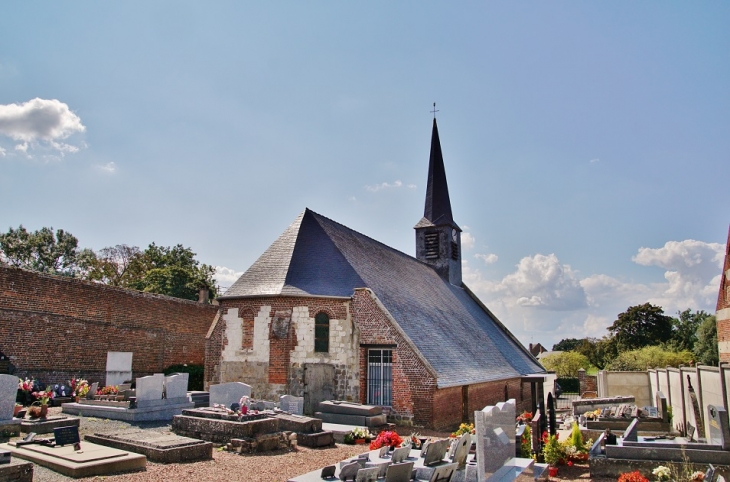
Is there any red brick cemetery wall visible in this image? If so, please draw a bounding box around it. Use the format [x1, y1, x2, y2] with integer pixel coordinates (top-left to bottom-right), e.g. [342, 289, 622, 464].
[0, 266, 218, 385]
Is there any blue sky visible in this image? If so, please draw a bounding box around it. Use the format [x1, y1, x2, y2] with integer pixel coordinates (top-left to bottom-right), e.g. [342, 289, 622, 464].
[1, 2, 728, 350]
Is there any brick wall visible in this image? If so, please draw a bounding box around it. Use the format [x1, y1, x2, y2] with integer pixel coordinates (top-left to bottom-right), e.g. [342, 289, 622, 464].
[0, 266, 218, 385]
[717, 227, 730, 363]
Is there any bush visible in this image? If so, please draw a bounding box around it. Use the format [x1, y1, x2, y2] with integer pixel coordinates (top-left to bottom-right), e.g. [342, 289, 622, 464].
[555, 377, 579, 393]
[163, 364, 204, 391]
[606, 346, 693, 371]
[541, 352, 591, 377]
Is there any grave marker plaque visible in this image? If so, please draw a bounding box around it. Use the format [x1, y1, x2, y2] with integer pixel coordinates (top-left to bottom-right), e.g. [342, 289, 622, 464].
[53, 426, 80, 446]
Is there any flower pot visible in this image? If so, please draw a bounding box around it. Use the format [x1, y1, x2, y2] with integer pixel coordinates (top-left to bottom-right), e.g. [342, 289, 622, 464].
[74, 396, 80, 403]
[355, 438, 365, 445]
[14, 405, 22, 417]
[548, 466, 559, 477]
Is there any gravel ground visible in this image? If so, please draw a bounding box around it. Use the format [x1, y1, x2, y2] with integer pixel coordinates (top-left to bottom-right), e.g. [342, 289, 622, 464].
[6, 407, 605, 482]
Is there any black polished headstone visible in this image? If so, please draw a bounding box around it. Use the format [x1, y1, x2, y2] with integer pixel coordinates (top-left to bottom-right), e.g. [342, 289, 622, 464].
[53, 426, 80, 446]
[547, 393, 556, 436]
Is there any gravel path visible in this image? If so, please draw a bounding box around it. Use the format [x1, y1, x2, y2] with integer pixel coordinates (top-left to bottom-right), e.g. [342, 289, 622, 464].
[9, 408, 603, 482]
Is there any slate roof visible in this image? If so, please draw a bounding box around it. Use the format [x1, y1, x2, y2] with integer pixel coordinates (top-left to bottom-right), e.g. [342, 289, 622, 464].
[222, 209, 544, 388]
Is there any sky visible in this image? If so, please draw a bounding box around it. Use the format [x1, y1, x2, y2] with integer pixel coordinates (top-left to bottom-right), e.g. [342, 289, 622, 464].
[1, 2, 728, 350]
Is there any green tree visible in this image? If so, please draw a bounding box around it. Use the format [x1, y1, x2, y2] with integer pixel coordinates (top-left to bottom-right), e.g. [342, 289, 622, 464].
[0, 225, 92, 275]
[552, 338, 583, 352]
[608, 303, 673, 351]
[668, 309, 710, 352]
[606, 345, 693, 371]
[112, 243, 217, 301]
[694, 315, 718, 366]
[540, 351, 591, 377]
[84, 244, 144, 286]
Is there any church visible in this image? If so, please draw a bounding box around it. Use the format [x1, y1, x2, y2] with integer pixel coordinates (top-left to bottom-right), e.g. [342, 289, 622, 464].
[204, 119, 546, 429]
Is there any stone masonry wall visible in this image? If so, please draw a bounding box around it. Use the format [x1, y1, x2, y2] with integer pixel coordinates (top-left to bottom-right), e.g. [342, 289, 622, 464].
[213, 297, 357, 401]
[0, 266, 218, 385]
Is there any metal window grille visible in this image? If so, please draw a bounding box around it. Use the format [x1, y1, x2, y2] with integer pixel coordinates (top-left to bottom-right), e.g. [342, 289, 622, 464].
[367, 349, 392, 406]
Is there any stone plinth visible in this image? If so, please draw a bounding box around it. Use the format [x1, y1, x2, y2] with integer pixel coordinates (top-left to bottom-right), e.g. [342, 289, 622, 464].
[572, 396, 635, 415]
[61, 398, 193, 422]
[171, 413, 279, 444]
[0, 441, 145, 478]
[296, 431, 335, 448]
[20, 415, 80, 434]
[273, 413, 322, 433]
[0, 457, 34, 482]
[85, 429, 213, 463]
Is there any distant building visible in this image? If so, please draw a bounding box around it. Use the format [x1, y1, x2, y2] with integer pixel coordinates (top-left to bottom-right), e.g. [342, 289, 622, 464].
[529, 343, 549, 358]
[205, 119, 545, 429]
[717, 226, 730, 363]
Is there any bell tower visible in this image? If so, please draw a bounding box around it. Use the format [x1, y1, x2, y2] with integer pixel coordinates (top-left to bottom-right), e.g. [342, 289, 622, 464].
[415, 118, 462, 285]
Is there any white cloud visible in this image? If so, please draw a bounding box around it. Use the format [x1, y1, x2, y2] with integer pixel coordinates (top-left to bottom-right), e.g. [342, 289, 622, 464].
[0, 146, 5, 157]
[465, 238, 725, 349]
[475, 253, 498, 264]
[348, 196, 357, 202]
[95, 162, 117, 174]
[590, 158, 600, 163]
[365, 180, 416, 192]
[214, 266, 243, 288]
[461, 232, 475, 250]
[0, 98, 85, 157]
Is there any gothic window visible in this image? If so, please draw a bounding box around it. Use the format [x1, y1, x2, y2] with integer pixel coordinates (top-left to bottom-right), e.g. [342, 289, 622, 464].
[367, 349, 393, 406]
[241, 311, 254, 349]
[314, 312, 329, 353]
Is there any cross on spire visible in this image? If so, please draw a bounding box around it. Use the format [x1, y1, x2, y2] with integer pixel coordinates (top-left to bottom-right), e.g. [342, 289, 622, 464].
[430, 102, 439, 119]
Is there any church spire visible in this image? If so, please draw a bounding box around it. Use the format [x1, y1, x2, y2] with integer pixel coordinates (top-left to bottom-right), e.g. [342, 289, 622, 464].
[423, 118, 454, 226]
[415, 117, 461, 285]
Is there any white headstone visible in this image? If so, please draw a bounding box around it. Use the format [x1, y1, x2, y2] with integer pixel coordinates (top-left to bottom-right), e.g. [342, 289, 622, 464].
[164, 374, 188, 400]
[475, 399, 516, 482]
[106, 352, 133, 387]
[0, 374, 17, 421]
[279, 394, 304, 415]
[136, 375, 164, 401]
[209, 382, 251, 408]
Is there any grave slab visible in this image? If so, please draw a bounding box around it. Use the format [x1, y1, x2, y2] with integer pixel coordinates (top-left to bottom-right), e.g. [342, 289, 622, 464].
[106, 352, 133, 387]
[61, 399, 193, 422]
[316, 401, 382, 416]
[85, 428, 212, 463]
[0, 457, 33, 482]
[314, 411, 387, 427]
[0, 440, 146, 478]
[0, 374, 18, 422]
[20, 415, 80, 435]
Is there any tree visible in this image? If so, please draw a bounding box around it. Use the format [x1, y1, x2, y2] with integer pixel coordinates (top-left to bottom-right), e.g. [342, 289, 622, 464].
[606, 345, 693, 371]
[0, 225, 91, 275]
[540, 351, 591, 377]
[91, 243, 217, 301]
[667, 309, 709, 352]
[608, 303, 674, 351]
[552, 338, 583, 352]
[694, 315, 718, 366]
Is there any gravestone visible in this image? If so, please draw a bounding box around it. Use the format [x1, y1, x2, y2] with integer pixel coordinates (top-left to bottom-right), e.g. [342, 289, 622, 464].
[106, 352, 133, 387]
[0, 374, 17, 421]
[707, 405, 730, 450]
[136, 376, 164, 402]
[339, 461, 360, 481]
[209, 382, 251, 408]
[280, 395, 304, 415]
[630, 406, 639, 418]
[452, 432, 471, 468]
[622, 418, 639, 442]
[655, 391, 669, 423]
[687, 375, 706, 439]
[355, 466, 379, 482]
[475, 399, 516, 481]
[53, 426, 80, 446]
[392, 446, 410, 464]
[423, 439, 450, 467]
[530, 412, 542, 459]
[86, 382, 99, 400]
[547, 393, 556, 436]
[164, 375, 188, 401]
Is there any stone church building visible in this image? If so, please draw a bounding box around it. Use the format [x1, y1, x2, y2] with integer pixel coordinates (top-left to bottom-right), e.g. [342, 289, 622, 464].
[205, 120, 545, 429]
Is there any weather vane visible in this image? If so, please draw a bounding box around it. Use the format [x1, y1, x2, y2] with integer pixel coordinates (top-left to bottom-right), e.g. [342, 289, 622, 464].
[430, 102, 439, 119]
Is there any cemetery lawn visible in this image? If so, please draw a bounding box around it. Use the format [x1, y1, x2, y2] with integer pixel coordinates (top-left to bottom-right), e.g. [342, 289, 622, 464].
[11, 408, 607, 482]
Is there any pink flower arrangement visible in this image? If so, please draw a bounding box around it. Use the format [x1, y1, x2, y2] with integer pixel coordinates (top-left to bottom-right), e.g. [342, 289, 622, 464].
[18, 377, 35, 393]
[32, 388, 54, 405]
[369, 430, 403, 450]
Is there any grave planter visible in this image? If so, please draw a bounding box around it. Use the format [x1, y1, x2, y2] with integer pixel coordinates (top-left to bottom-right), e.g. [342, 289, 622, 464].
[548, 466, 559, 477]
[355, 438, 366, 445]
[14, 404, 23, 417]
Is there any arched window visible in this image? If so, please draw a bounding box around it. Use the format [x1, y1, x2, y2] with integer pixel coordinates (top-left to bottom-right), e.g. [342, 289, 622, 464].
[314, 312, 329, 353]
